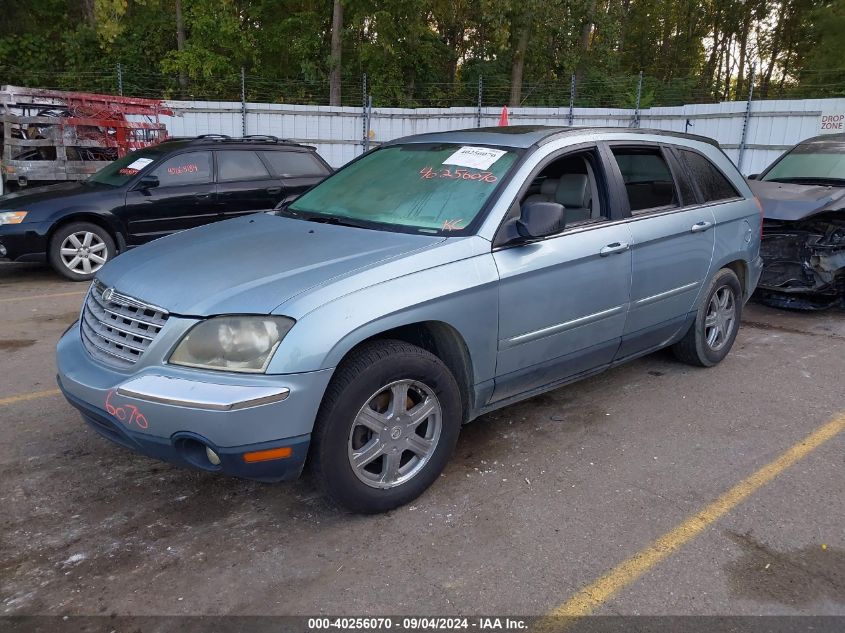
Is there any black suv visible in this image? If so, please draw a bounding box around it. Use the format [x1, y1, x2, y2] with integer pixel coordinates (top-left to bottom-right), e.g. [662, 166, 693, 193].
[0, 135, 331, 280]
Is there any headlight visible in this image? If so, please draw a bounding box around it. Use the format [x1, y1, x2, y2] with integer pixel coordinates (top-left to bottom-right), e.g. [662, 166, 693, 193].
[169, 316, 295, 373]
[0, 211, 28, 225]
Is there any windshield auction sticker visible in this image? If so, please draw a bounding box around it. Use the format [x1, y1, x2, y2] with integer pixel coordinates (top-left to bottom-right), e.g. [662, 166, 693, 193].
[126, 157, 154, 170]
[443, 146, 507, 170]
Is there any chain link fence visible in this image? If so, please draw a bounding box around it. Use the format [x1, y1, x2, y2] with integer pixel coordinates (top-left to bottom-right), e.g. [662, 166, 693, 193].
[4, 65, 845, 109]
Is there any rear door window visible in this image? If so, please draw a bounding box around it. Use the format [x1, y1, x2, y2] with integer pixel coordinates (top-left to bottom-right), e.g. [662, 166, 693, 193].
[260, 150, 329, 177]
[217, 150, 271, 182]
[610, 147, 678, 213]
[151, 152, 212, 187]
[679, 150, 740, 202]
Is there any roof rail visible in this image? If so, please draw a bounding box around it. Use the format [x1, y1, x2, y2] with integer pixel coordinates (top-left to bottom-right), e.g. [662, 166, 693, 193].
[243, 134, 280, 142]
[189, 134, 298, 145]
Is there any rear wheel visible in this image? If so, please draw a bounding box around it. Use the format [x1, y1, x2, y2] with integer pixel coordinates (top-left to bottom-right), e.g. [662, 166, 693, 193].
[673, 267, 742, 367]
[48, 222, 115, 281]
[310, 340, 462, 513]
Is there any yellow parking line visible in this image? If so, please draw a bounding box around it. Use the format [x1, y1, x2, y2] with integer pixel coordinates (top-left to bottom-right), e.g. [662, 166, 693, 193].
[0, 388, 61, 406]
[550, 412, 845, 618]
[0, 290, 85, 303]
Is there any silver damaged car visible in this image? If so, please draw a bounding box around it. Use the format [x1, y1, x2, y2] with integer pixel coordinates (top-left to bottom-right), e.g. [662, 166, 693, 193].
[56, 126, 763, 513]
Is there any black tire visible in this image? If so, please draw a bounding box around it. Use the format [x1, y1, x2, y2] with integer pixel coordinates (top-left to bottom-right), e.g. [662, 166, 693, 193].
[48, 221, 116, 281]
[673, 267, 743, 367]
[310, 339, 462, 514]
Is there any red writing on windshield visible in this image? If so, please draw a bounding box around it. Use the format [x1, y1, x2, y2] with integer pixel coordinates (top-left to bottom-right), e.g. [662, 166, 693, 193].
[419, 166, 497, 183]
[167, 163, 199, 176]
[118, 168, 139, 176]
[105, 390, 149, 429]
[442, 219, 464, 231]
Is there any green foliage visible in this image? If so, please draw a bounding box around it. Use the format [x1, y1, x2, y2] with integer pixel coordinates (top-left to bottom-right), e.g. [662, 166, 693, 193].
[94, 0, 131, 44]
[161, 0, 254, 81]
[0, 0, 839, 106]
[793, 0, 845, 96]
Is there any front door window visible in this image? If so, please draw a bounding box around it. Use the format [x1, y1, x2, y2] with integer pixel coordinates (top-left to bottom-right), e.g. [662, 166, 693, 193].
[152, 152, 213, 187]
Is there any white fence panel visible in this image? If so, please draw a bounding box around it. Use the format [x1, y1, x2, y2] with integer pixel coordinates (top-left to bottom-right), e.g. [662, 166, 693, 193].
[149, 97, 845, 174]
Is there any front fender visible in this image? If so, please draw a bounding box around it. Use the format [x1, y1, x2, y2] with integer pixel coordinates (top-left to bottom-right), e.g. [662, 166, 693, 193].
[45, 198, 126, 239]
[265, 252, 500, 385]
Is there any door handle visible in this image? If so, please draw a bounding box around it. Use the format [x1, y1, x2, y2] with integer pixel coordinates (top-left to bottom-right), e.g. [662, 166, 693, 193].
[194, 193, 213, 200]
[691, 220, 714, 233]
[266, 186, 282, 195]
[599, 242, 630, 257]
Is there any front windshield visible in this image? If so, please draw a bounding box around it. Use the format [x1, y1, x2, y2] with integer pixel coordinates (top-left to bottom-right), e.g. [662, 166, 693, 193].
[87, 147, 164, 187]
[289, 143, 520, 234]
[762, 142, 845, 184]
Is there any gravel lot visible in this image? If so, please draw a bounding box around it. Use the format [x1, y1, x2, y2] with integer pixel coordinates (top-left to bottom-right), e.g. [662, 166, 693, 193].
[1, 261, 843, 618]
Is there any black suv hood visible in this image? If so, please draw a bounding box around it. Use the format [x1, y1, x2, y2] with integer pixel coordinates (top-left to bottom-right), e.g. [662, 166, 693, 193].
[749, 179, 845, 221]
[0, 182, 105, 210]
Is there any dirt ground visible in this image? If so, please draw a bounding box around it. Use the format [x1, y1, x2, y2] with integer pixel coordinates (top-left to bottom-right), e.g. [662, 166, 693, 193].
[1, 261, 843, 618]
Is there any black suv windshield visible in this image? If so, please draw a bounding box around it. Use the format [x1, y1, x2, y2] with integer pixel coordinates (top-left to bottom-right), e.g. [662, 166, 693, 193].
[289, 143, 520, 234]
[87, 147, 164, 187]
[763, 141, 845, 185]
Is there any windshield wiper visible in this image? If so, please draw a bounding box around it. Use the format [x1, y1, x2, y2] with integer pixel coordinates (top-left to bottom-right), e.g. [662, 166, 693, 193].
[274, 205, 301, 218]
[302, 214, 371, 229]
[278, 207, 373, 229]
[767, 177, 845, 187]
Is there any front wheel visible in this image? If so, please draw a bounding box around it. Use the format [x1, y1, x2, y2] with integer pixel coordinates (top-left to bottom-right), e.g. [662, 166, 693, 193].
[48, 222, 116, 281]
[310, 340, 462, 513]
[673, 267, 743, 367]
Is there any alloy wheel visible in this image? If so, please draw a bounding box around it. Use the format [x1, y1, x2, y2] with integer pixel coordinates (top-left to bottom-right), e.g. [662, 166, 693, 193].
[60, 231, 108, 275]
[704, 285, 736, 351]
[347, 379, 443, 489]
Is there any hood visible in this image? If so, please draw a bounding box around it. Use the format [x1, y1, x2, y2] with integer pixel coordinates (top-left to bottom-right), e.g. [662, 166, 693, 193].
[0, 182, 94, 208]
[749, 179, 845, 221]
[97, 214, 445, 316]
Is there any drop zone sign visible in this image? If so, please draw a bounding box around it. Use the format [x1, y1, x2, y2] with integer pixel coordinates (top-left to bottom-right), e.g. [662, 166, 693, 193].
[820, 112, 845, 134]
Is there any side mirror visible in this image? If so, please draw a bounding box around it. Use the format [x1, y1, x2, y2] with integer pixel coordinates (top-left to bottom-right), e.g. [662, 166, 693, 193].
[747, 174, 759, 180]
[136, 175, 159, 190]
[516, 201, 565, 240]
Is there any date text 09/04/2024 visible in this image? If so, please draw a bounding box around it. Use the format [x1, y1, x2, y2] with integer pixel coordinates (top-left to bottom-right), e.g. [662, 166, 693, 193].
[307, 617, 528, 630]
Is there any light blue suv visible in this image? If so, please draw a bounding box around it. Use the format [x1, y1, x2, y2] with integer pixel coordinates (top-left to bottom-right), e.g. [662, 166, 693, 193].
[56, 126, 763, 513]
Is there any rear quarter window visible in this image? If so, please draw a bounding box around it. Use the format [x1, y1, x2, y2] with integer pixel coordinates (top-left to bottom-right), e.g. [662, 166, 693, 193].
[261, 150, 329, 177]
[680, 150, 740, 202]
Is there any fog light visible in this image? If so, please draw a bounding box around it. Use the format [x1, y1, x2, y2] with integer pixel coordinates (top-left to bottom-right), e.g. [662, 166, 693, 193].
[205, 446, 221, 465]
[0, 243, 6, 257]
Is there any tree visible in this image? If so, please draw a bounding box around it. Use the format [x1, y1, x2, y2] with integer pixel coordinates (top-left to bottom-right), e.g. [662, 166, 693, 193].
[329, 0, 343, 106]
[793, 0, 845, 96]
[508, 15, 530, 106]
[175, 0, 187, 95]
[0, 0, 837, 108]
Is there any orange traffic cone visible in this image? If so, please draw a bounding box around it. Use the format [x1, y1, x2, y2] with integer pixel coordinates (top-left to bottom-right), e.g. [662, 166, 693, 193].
[498, 106, 509, 126]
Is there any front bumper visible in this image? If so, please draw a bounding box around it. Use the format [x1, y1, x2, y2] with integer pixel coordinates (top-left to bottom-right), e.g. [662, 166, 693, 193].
[0, 221, 50, 262]
[757, 218, 845, 303]
[56, 324, 334, 482]
[60, 384, 310, 482]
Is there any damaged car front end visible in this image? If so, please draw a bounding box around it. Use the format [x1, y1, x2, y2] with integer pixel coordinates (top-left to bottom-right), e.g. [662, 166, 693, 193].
[749, 135, 845, 310]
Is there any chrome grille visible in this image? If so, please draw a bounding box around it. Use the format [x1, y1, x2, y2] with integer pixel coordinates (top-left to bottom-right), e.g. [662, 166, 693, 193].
[80, 280, 169, 368]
